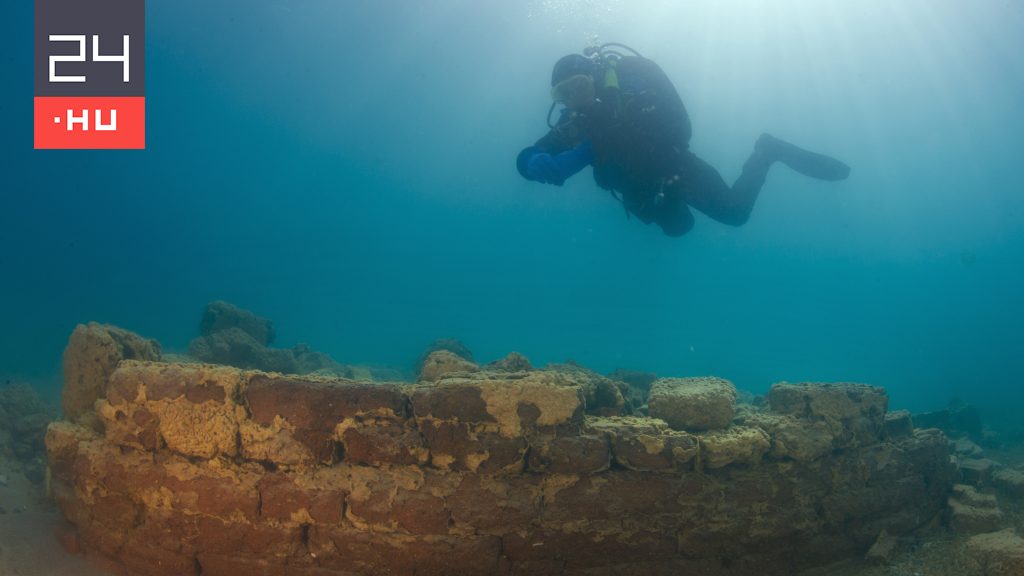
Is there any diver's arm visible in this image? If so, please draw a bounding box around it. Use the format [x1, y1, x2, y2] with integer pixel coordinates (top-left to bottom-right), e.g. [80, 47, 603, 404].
[517, 140, 593, 186]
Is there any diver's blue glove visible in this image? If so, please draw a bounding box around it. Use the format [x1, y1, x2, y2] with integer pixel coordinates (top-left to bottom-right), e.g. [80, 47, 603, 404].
[517, 141, 593, 186]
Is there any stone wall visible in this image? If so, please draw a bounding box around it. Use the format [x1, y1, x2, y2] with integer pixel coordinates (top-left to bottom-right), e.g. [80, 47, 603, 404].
[46, 362, 954, 576]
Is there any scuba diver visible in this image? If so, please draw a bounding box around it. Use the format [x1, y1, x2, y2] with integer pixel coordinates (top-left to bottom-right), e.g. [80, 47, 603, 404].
[516, 43, 851, 237]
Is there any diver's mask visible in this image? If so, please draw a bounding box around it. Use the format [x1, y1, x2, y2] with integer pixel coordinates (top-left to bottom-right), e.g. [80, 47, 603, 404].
[551, 73, 596, 110]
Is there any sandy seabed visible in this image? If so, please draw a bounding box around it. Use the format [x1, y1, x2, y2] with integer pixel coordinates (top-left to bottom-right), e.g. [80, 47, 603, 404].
[0, 458, 104, 576]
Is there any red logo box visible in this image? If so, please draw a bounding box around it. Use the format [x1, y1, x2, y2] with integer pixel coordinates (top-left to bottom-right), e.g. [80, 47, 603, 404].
[34, 96, 145, 149]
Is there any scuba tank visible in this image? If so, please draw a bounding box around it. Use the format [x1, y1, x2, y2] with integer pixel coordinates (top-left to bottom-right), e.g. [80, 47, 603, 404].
[546, 42, 644, 129]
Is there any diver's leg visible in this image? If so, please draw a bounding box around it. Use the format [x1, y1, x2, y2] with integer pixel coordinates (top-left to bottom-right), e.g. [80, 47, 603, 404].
[756, 133, 850, 181]
[677, 135, 849, 227]
[675, 150, 770, 227]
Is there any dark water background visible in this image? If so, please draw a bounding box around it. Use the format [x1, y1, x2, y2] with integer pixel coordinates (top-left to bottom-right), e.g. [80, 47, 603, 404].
[2, 1, 1022, 421]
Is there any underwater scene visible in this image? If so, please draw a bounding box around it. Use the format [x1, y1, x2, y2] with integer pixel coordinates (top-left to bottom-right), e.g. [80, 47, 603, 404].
[3, 1, 1024, 574]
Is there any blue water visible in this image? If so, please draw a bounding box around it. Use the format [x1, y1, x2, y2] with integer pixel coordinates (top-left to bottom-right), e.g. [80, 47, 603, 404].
[2, 1, 1023, 422]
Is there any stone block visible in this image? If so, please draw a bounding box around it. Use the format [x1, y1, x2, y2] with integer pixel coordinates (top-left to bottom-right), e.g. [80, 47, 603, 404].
[120, 542, 198, 576]
[124, 362, 243, 404]
[587, 417, 697, 472]
[966, 529, 1024, 576]
[447, 475, 539, 532]
[954, 437, 984, 457]
[258, 472, 345, 525]
[338, 421, 427, 466]
[960, 458, 997, 486]
[993, 469, 1024, 498]
[195, 516, 305, 559]
[45, 421, 98, 482]
[699, 426, 770, 469]
[769, 382, 888, 420]
[62, 323, 161, 420]
[884, 410, 913, 438]
[502, 528, 677, 570]
[952, 484, 999, 508]
[310, 527, 501, 576]
[124, 508, 200, 556]
[194, 554, 284, 576]
[745, 413, 834, 462]
[99, 402, 161, 451]
[413, 374, 585, 436]
[542, 473, 692, 527]
[247, 375, 407, 463]
[769, 382, 887, 448]
[410, 382, 494, 422]
[100, 363, 248, 459]
[647, 377, 736, 431]
[248, 375, 407, 425]
[420, 420, 526, 474]
[527, 433, 610, 474]
[864, 529, 898, 565]
[948, 498, 1003, 534]
[238, 419, 317, 466]
[343, 467, 452, 534]
[155, 459, 262, 522]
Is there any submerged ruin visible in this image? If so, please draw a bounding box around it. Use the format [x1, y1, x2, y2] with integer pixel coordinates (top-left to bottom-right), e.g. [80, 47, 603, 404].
[46, 323, 956, 575]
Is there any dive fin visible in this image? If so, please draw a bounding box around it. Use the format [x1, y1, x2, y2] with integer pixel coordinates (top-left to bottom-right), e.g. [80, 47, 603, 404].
[756, 133, 851, 181]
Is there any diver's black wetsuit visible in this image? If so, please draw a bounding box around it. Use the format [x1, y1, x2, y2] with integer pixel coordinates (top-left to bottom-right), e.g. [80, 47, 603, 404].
[518, 55, 845, 237]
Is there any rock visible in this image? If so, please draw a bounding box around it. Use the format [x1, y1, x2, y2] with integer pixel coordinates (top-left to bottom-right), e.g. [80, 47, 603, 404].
[607, 369, 656, 413]
[188, 327, 298, 373]
[486, 352, 533, 372]
[913, 409, 949, 430]
[62, 323, 161, 420]
[947, 400, 983, 440]
[199, 300, 275, 346]
[993, 469, 1024, 498]
[954, 437, 984, 457]
[418, 350, 479, 382]
[913, 401, 983, 440]
[607, 369, 657, 395]
[1, 385, 57, 463]
[648, 377, 736, 431]
[981, 429, 1004, 449]
[416, 338, 474, 375]
[864, 529, 898, 565]
[546, 363, 627, 416]
[0, 474, 7, 486]
[292, 343, 348, 375]
[191, 303, 348, 377]
[966, 529, 1024, 576]
[960, 458, 997, 486]
[884, 410, 913, 438]
[698, 426, 770, 469]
